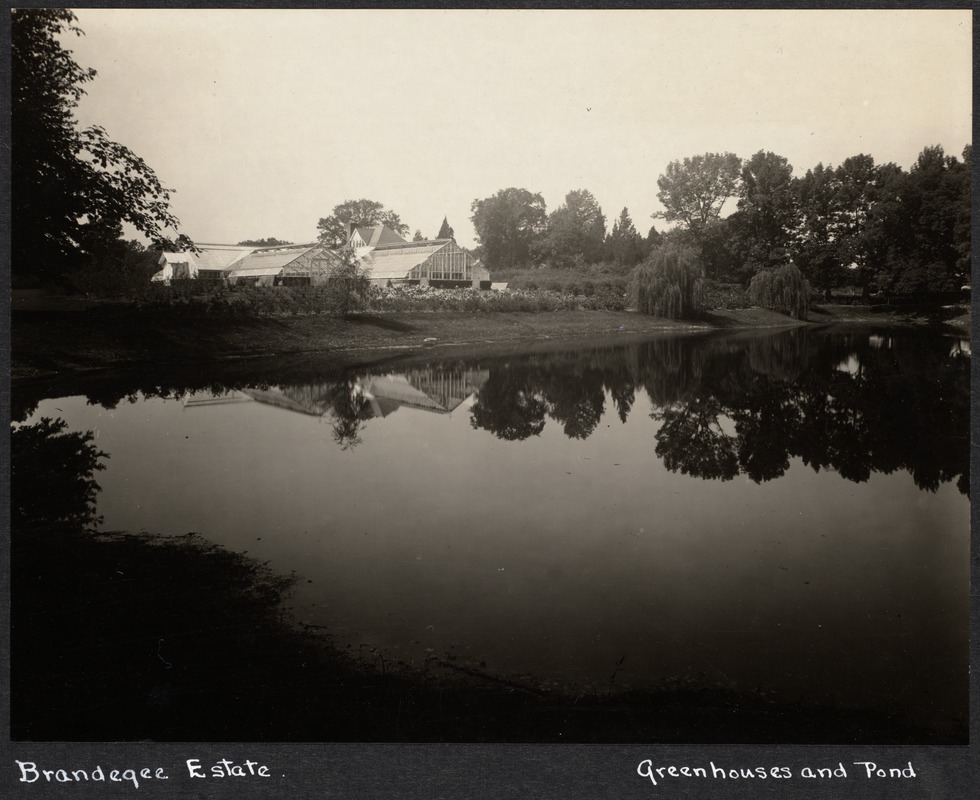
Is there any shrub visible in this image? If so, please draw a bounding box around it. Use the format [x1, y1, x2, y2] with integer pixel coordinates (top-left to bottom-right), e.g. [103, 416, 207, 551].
[748, 263, 811, 319]
[702, 281, 751, 310]
[363, 284, 625, 313]
[506, 268, 627, 296]
[630, 244, 703, 319]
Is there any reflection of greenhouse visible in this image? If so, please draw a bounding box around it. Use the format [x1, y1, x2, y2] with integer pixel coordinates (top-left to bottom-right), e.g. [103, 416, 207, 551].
[362, 369, 489, 417]
[182, 388, 328, 416]
[181, 369, 489, 419]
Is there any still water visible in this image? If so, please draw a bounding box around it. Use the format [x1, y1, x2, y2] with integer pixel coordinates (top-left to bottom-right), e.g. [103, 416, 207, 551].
[18, 326, 969, 733]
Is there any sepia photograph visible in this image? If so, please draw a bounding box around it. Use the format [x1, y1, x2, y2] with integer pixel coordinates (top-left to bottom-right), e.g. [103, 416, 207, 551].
[4, 5, 974, 796]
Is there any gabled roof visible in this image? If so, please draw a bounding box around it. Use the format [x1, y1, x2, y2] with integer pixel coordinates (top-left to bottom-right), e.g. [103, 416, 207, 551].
[354, 224, 408, 248]
[373, 238, 451, 251]
[159, 245, 253, 271]
[362, 375, 448, 413]
[226, 245, 319, 278]
[361, 242, 449, 280]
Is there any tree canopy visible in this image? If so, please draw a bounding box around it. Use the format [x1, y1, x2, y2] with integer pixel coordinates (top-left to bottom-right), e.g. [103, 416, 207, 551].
[654, 152, 742, 232]
[532, 189, 607, 267]
[11, 8, 184, 287]
[317, 199, 410, 247]
[792, 162, 847, 297]
[729, 150, 796, 273]
[470, 188, 547, 270]
[641, 144, 970, 299]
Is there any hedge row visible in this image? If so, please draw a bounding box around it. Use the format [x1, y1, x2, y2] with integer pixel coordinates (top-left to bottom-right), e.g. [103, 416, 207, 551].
[369, 285, 627, 312]
[130, 283, 630, 316]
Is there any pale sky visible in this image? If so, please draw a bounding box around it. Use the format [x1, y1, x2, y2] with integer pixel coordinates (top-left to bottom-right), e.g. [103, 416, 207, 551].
[64, 8, 972, 249]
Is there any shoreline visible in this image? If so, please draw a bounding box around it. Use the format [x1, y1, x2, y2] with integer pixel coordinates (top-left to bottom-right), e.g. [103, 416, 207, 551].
[12, 527, 961, 744]
[11, 304, 968, 383]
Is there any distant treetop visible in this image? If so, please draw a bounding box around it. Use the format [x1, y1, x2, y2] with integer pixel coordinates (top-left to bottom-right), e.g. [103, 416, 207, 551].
[317, 199, 410, 247]
[237, 237, 294, 248]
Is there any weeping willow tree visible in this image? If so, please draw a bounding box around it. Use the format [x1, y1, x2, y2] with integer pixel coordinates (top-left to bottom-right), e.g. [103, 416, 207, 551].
[748, 263, 811, 320]
[630, 243, 704, 319]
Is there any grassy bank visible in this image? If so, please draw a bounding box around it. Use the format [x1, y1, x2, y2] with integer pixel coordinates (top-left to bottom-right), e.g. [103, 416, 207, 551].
[12, 302, 966, 381]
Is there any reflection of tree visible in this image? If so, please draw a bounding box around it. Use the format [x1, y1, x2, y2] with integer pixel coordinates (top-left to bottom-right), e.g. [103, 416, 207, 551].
[15, 330, 969, 493]
[465, 332, 968, 494]
[541, 367, 606, 440]
[330, 385, 367, 451]
[471, 357, 622, 441]
[634, 336, 705, 407]
[11, 418, 107, 532]
[610, 383, 635, 424]
[744, 328, 813, 382]
[654, 398, 739, 480]
[470, 367, 547, 441]
[730, 377, 799, 482]
[795, 372, 877, 483]
[651, 334, 970, 495]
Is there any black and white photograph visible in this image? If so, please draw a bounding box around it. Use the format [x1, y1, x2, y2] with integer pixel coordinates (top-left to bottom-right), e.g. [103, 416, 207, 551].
[3, 4, 975, 798]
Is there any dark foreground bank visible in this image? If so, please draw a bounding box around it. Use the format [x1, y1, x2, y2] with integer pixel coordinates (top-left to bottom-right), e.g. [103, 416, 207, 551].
[11, 525, 962, 745]
[11, 302, 968, 380]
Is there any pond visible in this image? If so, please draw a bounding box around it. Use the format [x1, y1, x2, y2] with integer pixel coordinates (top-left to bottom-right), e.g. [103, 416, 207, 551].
[14, 325, 970, 740]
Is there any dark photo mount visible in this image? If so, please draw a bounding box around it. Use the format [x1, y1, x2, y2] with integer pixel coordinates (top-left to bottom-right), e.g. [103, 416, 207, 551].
[2, 4, 976, 800]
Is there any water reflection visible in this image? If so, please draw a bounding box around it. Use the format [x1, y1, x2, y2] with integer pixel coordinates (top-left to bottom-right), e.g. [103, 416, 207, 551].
[19, 328, 969, 494]
[460, 330, 969, 493]
[12, 326, 969, 740]
[10, 417, 107, 531]
[183, 369, 491, 450]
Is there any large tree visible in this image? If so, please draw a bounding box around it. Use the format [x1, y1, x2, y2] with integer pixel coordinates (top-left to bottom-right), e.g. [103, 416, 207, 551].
[653, 152, 742, 232]
[864, 146, 971, 297]
[11, 9, 184, 287]
[832, 154, 882, 280]
[729, 150, 796, 275]
[791, 162, 847, 299]
[316, 199, 410, 247]
[532, 189, 606, 266]
[470, 188, 547, 270]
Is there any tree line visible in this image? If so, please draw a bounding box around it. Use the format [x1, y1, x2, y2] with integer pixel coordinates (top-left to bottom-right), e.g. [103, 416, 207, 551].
[12, 9, 970, 306]
[470, 145, 971, 301]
